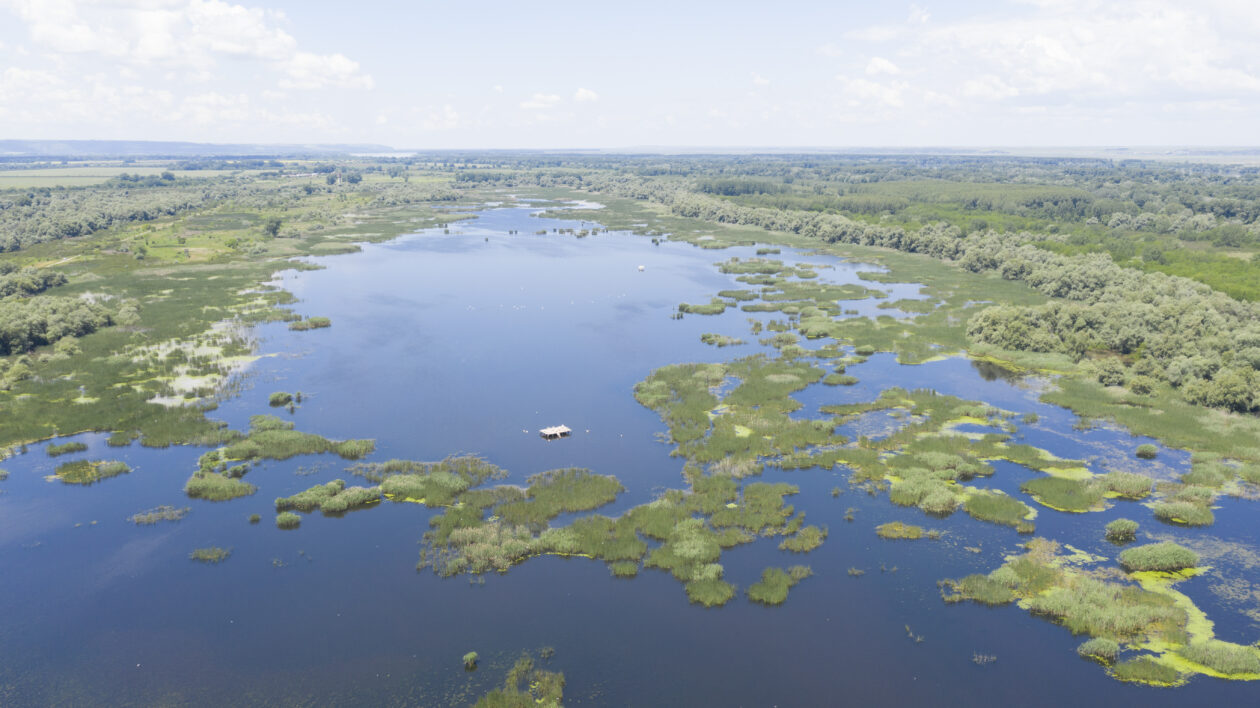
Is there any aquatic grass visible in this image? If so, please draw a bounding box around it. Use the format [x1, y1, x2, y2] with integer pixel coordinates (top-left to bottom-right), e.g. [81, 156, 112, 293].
[1178, 640, 1260, 675]
[275, 479, 382, 514]
[747, 565, 813, 605]
[1135, 444, 1159, 459]
[275, 511, 301, 529]
[46, 441, 87, 457]
[463, 651, 479, 670]
[1110, 657, 1182, 686]
[823, 373, 858, 385]
[1077, 638, 1120, 663]
[700, 333, 744, 347]
[1118, 542, 1198, 572]
[129, 505, 190, 525]
[54, 459, 130, 485]
[684, 575, 737, 607]
[1104, 518, 1139, 543]
[875, 521, 926, 539]
[267, 391, 293, 407]
[189, 547, 231, 563]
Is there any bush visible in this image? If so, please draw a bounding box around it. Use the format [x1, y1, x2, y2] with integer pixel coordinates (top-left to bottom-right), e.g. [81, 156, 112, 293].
[1104, 518, 1139, 543]
[1135, 444, 1158, 459]
[1118, 542, 1198, 572]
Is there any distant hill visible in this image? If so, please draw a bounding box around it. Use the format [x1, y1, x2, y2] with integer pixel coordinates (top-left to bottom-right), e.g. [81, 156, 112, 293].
[0, 140, 395, 158]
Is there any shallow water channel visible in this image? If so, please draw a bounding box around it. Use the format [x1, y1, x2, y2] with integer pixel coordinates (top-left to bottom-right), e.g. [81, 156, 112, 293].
[0, 204, 1256, 705]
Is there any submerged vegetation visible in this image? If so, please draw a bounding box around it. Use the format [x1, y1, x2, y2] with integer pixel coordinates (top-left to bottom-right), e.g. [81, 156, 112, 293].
[129, 505, 190, 525]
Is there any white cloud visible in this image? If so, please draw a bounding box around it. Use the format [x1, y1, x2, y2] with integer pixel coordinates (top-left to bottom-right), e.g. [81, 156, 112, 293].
[836, 75, 906, 109]
[281, 52, 373, 90]
[418, 104, 461, 131]
[573, 87, 599, 102]
[521, 93, 561, 110]
[0, 0, 371, 90]
[751, 73, 770, 86]
[865, 57, 900, 76]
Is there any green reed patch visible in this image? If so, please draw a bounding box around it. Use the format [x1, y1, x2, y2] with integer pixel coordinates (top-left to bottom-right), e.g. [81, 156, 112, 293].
[54, 459, 130, 485]
[275, 511, 300, 529]
[275, 479, 381, 514]
[129, 505, 190, 525]
[779, 524, 827, 552]
[1077, 638, 1120, 663]
[747, 565, 813, 606]
[1104, 518, 1139, 543]
[1021, 476, 1104, 512]
[189, 547, 231, 563]
[700, 333, 745, 347]
[1151, 500, 1214, 527]
[496, 468, 624, 528]
[1118, 542, 1199, 572]
[1111, 657, 1183, 686]
[1178, 640, 1260, 675]
[963, 491, 1034, 532]
[288, 316, 331, 331]
[473, 652, 564, 708]
[46, 441, 87, 457]
[875, 521, 926, 539]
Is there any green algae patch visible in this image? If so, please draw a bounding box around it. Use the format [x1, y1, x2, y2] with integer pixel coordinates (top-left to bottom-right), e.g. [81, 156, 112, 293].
[875, 521, 926, 540]
[53, 459, 130, 485]
[747, 565, 812, 606]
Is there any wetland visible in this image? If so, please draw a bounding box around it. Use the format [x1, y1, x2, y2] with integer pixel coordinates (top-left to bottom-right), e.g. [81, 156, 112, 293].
[2, 156, 1260, 705]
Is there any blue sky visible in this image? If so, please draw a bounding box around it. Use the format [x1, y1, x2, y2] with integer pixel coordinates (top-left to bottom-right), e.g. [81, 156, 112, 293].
[1, 0, 1257, 148]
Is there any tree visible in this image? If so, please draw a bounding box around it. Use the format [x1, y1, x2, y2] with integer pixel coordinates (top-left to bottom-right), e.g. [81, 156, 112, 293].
[263, 217, 282, 238]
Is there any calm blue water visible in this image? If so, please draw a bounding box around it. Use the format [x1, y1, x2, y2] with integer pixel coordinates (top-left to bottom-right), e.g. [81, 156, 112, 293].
[0, 205, 1256, 706]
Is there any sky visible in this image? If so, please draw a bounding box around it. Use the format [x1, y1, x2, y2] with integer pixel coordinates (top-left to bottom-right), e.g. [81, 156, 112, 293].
[0, 0, 1258, 149]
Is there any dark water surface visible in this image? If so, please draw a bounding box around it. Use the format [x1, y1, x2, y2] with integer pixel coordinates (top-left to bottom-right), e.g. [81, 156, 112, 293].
[1, 206, 1256, 706]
